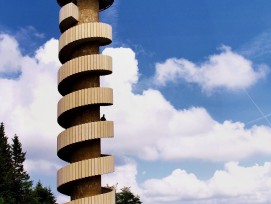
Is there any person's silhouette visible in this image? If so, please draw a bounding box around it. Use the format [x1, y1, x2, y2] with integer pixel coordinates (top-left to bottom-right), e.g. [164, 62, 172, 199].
[101, 114, 106, 121]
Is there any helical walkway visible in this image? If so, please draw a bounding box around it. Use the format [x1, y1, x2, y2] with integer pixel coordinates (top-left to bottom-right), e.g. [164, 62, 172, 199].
[56, 1, 115, 203]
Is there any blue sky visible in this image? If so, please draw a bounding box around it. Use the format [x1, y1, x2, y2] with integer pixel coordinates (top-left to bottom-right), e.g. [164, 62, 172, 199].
[1, 0, 271, 203]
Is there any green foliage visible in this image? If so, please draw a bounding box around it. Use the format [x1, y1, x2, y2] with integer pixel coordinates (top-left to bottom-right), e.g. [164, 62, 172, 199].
[0, 122, 57, 204]
[0, 122, 14, 202]
[11, 134, 33, 204]
[116, 187, 142, 204]
[33, 181, 56, 204]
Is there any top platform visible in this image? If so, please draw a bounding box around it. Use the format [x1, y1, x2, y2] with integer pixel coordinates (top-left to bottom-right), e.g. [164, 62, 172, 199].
[57, 0, 114, 11]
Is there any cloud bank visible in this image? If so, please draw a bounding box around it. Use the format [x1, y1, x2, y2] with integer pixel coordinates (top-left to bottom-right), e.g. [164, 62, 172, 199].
[102, 47, 271, 162]
[104, 160, 271, 204]
[0, 34, 61, 169]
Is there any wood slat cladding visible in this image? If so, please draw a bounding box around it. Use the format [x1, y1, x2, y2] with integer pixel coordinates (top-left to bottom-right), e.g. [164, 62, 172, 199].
[57, 121, 114, 150]
[58, 55, 112, 83]
[65, 189, 115, 204]
[58, 23, 112, 49]
[59, 22, 112, 64]
[58, 54, 112, 95]
[57, 121, 114, 157]
[56, 0, 115, 203]
[57, 87, 113, 118]
[57, 156, 114, 188]
[59, 3, 79, 32]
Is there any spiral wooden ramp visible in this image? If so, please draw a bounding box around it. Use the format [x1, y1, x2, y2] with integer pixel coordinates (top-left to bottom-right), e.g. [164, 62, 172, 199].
[56, 0, 115, 203]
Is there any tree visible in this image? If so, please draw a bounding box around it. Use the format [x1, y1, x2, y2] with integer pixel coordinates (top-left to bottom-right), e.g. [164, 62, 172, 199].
[116, 187, 142, 204]
[33, 181, 56, 204]
[0, 122, 57, 203]
[0, 123, 14, 203]
[11, 134, 33, 204]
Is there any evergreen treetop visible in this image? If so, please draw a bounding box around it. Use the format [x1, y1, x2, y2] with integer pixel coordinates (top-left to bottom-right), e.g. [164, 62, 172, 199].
[116, 187, 142, 204]
[11, 134, 33, 204]
[33, 181, 57, 204]
[0, 122, 14, 202]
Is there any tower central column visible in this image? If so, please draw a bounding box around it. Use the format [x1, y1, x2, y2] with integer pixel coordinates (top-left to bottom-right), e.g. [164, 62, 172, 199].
[78, 0, 99, 23]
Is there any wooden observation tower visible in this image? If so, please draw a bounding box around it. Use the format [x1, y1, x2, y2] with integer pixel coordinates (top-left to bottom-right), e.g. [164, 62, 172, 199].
[56, 0, 115, 203]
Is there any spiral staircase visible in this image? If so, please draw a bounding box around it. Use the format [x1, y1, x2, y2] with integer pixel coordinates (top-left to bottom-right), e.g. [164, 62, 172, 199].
[56, 0, 115, 203]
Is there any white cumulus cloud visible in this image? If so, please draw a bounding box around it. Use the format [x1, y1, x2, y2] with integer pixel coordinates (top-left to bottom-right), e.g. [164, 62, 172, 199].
[154, 46, 268, 92]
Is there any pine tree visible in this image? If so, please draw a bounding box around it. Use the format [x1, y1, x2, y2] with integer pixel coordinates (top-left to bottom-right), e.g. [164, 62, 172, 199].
[11, 134, 33, 204]
[0, 122, 14, 203]
[0, 123, 57, 203]
[33, 181, 57, 204]
[116, 187, 142, 204]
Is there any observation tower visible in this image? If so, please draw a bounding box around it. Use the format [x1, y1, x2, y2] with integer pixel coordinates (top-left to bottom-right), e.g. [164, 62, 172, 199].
[56, 0, 115, 203]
